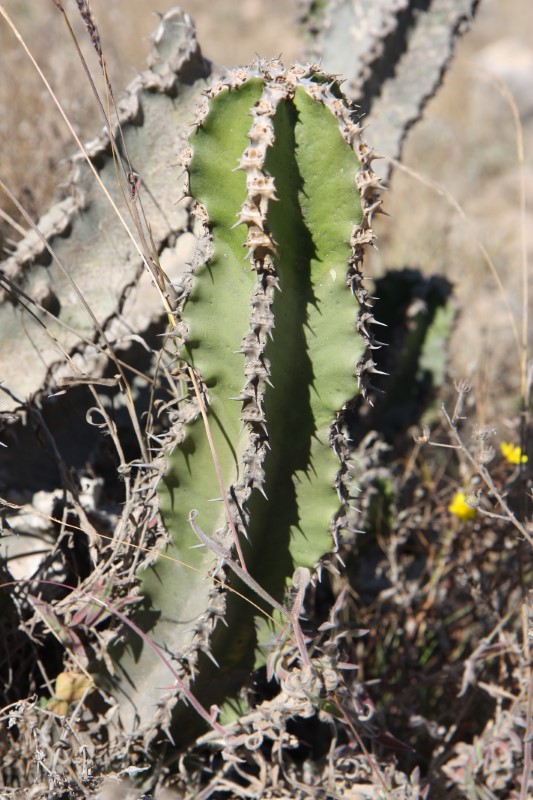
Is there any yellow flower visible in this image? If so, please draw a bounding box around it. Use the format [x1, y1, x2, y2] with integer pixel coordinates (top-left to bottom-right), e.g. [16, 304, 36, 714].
[448, 491, 477, 521]
[500, 441, 528, 465]
[47, 671, 93, 716]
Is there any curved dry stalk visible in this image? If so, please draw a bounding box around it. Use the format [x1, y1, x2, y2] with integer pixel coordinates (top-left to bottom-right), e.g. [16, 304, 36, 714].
[0, 578, 228, 738]
[0, 498, 279, 626]
[463, 61, 528, 407]
[385, 154, 522, 376]
[0, 4, 174, 322]
[55, 1, 175, 306]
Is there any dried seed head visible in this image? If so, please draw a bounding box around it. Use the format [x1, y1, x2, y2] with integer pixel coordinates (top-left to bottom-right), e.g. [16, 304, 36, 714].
[478, 445, 495, 465]
[75, 0, 103, 62]
[414, 425, 431, 444]
[454, 377, 472, 395]
[473, 425, 496, 441]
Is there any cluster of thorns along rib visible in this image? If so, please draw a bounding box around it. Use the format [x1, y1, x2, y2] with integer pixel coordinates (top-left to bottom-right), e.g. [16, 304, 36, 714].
[186, 61, 384, 527]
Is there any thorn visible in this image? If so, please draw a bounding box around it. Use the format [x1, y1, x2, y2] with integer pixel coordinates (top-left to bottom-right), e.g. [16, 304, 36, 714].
[347, 504, 362, 514]
[257, 485, 268, 500]
[203, 649, 220, 669]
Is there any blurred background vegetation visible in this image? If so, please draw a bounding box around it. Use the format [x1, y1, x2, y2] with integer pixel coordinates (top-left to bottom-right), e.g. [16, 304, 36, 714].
[2, 0, 532, 419]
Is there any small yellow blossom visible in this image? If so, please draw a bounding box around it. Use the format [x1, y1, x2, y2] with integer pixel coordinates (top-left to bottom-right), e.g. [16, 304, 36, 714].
[448, 491, 477, 521]
[500, 441, 528, 465]
[47, 671, 93, 716]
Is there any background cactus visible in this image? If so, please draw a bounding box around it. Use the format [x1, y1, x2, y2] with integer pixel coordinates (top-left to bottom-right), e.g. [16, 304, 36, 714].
[299, 0, 480, 177]
[110, 60, 381, 742]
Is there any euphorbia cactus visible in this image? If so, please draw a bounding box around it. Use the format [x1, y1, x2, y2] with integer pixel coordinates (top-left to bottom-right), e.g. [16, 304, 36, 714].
[111, 59, 381, 743]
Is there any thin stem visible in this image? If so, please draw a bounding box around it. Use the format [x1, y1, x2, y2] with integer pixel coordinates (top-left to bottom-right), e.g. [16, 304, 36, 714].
[0, 5, 174, 322]
[189, 511, 311, 667]
[385, 155, 522, 376]
[465, 63, 529, 407]
[520, 594, 533, 800]
[188, 367, 248, 571]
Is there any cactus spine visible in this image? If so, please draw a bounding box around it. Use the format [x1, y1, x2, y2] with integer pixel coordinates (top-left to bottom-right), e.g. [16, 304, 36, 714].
[111, 60, 381, 741]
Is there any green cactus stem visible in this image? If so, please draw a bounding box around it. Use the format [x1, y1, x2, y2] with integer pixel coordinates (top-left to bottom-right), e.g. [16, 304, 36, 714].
[110, 59, 381, 743]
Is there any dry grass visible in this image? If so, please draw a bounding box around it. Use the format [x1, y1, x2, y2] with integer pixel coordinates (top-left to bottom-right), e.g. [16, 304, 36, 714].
[0, 0, 302, 245]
